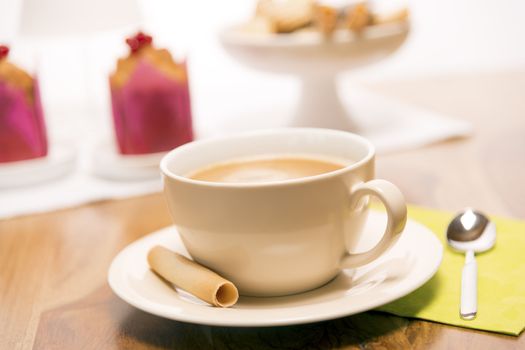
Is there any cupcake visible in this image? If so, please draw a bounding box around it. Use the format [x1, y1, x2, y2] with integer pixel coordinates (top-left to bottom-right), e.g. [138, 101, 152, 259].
[109, 32, 194, 155]
[0, 45, 48, 163]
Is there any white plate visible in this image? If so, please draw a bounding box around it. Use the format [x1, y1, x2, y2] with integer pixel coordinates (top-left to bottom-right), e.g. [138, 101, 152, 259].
[219, 22, 409, 75]
[90, 140, 166, 181]
[220, 22, 409, 49]
[108, 211, 442, 327]
[0, 141, 76, 189]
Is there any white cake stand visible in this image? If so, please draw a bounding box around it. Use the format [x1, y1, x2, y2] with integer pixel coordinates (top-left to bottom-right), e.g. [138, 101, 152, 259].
[220, 22, 409, 131]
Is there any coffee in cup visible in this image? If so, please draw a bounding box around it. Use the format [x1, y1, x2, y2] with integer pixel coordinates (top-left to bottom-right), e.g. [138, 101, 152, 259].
[187, 155, 348, 183]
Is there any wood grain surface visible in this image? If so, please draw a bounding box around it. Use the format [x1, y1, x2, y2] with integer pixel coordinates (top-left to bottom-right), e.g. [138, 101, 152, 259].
[1, 71, 524, 349]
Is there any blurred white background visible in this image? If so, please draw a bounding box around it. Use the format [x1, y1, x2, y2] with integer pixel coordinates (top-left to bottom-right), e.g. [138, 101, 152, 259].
[1, 0, 524, 140]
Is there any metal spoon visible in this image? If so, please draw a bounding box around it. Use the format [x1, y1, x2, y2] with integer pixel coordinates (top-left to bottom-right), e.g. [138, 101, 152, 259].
[446, 208, 496, 320]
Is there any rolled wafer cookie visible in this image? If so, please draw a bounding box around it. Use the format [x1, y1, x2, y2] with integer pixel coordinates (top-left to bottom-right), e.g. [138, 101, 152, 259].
[147, 245, 239, 307]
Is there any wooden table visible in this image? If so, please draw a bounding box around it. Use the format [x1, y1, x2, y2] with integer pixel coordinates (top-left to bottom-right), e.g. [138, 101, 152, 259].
[1, 71, 524, 349]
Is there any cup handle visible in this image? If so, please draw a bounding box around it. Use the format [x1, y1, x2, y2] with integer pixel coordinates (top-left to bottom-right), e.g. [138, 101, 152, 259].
[340, 179, 407, 269]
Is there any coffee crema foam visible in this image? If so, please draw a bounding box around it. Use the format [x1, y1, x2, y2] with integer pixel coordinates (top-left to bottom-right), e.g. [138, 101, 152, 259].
[187, 155, 349, 184]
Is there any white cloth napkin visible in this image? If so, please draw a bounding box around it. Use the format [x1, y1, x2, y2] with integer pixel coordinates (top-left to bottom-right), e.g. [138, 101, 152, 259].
[0, 87, 471, 219]
[196, 85, 473, 155]
[0, 143, 162, 219]
[347, 87, 472, 154]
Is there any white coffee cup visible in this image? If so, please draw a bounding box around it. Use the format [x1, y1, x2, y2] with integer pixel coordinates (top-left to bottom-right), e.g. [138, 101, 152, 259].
[161, 128, 406, 297]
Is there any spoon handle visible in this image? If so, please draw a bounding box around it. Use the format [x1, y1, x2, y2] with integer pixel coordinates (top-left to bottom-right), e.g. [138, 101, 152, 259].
[460, 250, 477, 320]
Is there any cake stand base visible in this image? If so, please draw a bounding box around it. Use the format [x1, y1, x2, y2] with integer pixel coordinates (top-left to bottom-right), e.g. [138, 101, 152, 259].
[290, 76, 357, 131]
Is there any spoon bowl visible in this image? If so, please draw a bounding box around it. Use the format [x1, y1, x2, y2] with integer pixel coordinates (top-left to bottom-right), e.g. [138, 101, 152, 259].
[446, 208, 496, 320]
[447, 208, 496, 253]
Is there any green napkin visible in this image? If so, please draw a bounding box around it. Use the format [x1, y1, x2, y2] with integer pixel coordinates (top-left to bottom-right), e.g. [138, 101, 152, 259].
[375, 205, 525, 336]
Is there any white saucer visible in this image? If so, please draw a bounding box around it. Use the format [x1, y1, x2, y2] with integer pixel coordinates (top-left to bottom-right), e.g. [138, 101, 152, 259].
[0, 142, 76, 189]
[90, 141, 166, 181]
[108, 211, 442, 327]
